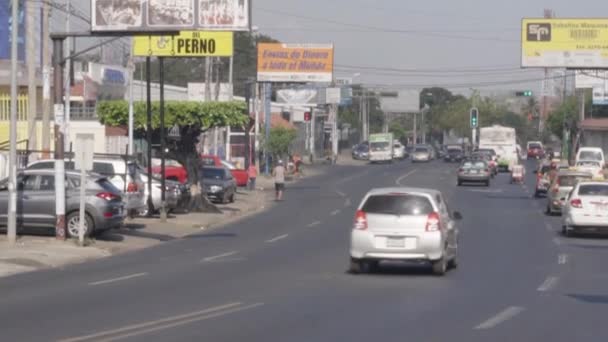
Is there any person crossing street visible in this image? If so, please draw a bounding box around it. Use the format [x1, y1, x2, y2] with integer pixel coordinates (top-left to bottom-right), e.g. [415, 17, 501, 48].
[273, 160, 286, 201]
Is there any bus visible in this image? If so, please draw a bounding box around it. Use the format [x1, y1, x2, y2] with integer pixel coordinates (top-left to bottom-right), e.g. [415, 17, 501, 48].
[479, 125, 518, 172]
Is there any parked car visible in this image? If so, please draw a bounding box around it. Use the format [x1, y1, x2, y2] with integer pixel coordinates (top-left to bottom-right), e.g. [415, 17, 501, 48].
[352, 143, 370, 160]
[0, 170, 124, 237]
[562, 181, 608, 237]
[546, 170, 593, 215]
[221, 160, 249, 187]
[457, 160, 491, 186]
[201, 155, 248, 186]
[150, 158, 189, 184]
[201, 167, 237, 204]
[27, 158, 146, 213]
[138, 171, 182, 216]
[411, 146, 432, 163]
[444, 147, 464, 163]
[349, 187, 462, 276]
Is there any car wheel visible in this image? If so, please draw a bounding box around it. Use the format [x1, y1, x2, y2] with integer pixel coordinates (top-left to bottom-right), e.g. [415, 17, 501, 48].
[534, 191, 539, 198]
[457, 180, 462, 186]
[545, 204, 552, 216]
[562, 225, 574, 237]
[230, 191, 236, 203]
[66, 211, 94, 238]
[448, 256, 458, 270]
[432, 257, 447, 276]
[349, 258, 363, 274]
[485, 181, 490, 187]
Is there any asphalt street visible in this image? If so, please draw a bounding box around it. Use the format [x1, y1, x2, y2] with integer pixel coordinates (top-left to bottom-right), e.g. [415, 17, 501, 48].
[1, 159, 608, 341]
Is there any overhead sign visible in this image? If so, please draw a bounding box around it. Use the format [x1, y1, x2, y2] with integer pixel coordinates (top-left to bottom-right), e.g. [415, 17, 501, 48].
[276, 88, 318, 105]
[257, 43, 334, 83]
[325, 88, 341, 104]
[91, 0, 250, 33]
[521, 18, 608, 68]
[133, 31, 233, 57]
[379, 90, 420, 113]
[593, 86, 608, 105]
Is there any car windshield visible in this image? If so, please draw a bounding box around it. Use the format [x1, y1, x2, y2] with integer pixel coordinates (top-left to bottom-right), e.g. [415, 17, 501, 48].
[529, 143, 542, 149]
[448, 149, 461, 154]
[577, 161, 601, 168]
[477, 149, 495, 155]
[370, 142, 390, 151]
[200, 157, 216, 166]
[558, 175, 592, 187]
[579, 151, 603, 161]
[415, 147, 428, 153]
[362, 194, 434, 216]
[202, 169, 225, 180]
[578, 185, 608, 196]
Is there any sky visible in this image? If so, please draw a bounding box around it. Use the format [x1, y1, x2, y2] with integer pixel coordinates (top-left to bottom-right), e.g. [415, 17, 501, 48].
[253, 0, 608, 94]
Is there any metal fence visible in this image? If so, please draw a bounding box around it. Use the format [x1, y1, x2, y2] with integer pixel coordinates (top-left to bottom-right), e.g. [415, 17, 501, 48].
[0, 94, 29, 121]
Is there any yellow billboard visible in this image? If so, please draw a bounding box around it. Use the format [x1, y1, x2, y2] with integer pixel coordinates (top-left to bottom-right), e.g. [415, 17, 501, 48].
[522, 19, 608, 68]
[133, 31, 233, 57]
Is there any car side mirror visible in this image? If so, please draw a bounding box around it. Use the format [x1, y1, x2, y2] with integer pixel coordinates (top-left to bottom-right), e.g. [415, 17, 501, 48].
[453, 211, 463, 220]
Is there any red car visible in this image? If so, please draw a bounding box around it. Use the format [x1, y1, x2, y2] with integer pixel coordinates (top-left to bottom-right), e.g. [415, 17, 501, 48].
[527, 142, 545, 159]
[151, 165, 188, 184]
[200, 155, 249, 187]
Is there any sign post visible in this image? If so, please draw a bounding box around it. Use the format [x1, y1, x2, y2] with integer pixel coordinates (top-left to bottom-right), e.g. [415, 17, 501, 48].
[75, 133, 94, 246]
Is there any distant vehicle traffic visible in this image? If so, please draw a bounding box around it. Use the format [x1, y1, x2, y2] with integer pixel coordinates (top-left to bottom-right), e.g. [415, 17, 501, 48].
[393, 141, 406, 160]
[457, 160, 491, 186]
[0, 170, 124, 238]
[562, 181, 608, 237]
[352, 142, 370, 160]
[368, 133, 394, 163]
[527, 141, 545, 159]
[470, 152, 497, 176]
[444, 147, 464, 163]
[411, 146, 432, 163]
[576, 147, 605, 169]
[479, 125, 518, 171]
[350, 187, 461, 276]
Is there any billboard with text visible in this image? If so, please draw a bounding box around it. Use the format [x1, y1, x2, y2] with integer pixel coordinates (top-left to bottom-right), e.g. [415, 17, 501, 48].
[91, 0, 249, 32]
[257, 43, 334, 83]
[0, 0, 26, 61]
[133, 31, 233, 57]
[522, 18, 608, 68]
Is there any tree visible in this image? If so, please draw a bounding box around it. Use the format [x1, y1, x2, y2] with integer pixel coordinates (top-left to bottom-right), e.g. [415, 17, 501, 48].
[97, 100, 248, 212]
[264, 127, 298, 161]
[547, 96, 579, 139]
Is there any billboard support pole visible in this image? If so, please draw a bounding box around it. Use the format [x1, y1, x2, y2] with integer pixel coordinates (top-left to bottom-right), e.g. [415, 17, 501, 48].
[159, 57, 167, 223]
[52, 37, 67, 240]
[146, 57, 154, 217]
[7, 0, 20, 245]
[264, 83, 272, 174]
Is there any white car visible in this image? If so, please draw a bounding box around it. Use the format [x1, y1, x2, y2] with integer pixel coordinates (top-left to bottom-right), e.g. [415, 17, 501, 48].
[576, 147, 605, 168]
[350, 187, 461, 276]
[562, 181, 608, 237]
[575, 160, 604, 179]
[393, 142, 406, 160]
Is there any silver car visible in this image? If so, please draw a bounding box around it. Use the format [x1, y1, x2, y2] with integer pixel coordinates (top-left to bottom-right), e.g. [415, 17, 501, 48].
[0, 170, 125, 238]
[546, 170, 593, 215]
[411, 146, 431, 163]
[350, 187, 462, 276]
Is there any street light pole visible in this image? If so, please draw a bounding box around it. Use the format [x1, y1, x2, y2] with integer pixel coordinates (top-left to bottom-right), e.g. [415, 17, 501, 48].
[7, 0, 20, 244]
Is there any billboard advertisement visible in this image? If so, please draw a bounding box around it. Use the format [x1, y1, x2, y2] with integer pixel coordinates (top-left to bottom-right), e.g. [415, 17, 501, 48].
[91, 0, 249, 32]
[0, 0, 26, 61]
[575, 70, 608, 89]
[133, 31, 233, 57]
[257, 43, 334, 83]
[521, 18, 608, 68]
[379, 90, 420, 113]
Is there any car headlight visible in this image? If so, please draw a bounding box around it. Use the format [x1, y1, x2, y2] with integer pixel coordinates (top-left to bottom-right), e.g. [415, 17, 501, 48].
[209, 185, 222, 193]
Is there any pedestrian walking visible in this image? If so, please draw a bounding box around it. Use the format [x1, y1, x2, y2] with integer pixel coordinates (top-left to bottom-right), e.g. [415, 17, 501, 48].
[247, 163, 257, 191]
[273, 160, 286, 201]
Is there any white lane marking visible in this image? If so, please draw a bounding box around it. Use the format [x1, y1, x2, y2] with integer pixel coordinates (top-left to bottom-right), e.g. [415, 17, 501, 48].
[344, 198, 352, 207]
[538, 276, 559, 292]
[58, 302, 254, 342]
[330, 209, 341, 216]
[89, 273, 148, 286]
[396, 170, 417, 186]
[467, 189, 503, 193]
[545, 222, 554, 232]
[558, 254, 568, 265]
[553, 237, 562, 246]
[265, 234, 288, 243]
[201, 251, 238, 262]
[307, 221, 321, 228]
[474, 306, 525, 330]
[335, 190, 347, 198]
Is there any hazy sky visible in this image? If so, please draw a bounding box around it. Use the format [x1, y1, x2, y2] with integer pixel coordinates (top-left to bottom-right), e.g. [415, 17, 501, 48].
[253, 0, 608, 94]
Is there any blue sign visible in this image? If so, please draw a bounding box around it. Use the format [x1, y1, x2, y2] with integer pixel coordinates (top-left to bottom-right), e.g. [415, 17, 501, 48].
[103, 68, 126, 85]
[0, 1, 26, 61]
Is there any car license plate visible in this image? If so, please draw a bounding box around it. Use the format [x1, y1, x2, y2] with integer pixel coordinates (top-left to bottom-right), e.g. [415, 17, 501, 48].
[386, 237, 405, 248]
[470, 170, 479, 174]
[594, 204, 608, 212]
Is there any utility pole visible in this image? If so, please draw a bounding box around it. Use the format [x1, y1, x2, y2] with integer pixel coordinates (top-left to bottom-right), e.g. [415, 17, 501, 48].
[7, 0, 19, 244]
[52, 36, 66, 240]
[159, 57, 167, 222]
[26, 0, 38, 154]
[540, 8, 554, 137]
[145, 57, 154, 216]
[412, 112, 417, 146]
[128, 56, 135, 155]
[64, 0, 72, 151]
[41, 0, 51, 155]
[226, 53, 234, 162]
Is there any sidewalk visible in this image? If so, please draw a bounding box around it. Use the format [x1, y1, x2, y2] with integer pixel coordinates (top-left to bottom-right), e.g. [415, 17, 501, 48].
[0, 164, 327, 278]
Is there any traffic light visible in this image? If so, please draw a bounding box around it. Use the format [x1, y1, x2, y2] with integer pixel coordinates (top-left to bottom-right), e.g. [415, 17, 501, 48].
[470, 108, 479, 128]
[304, 112, 312, 122]
[515, 90, 533, 97]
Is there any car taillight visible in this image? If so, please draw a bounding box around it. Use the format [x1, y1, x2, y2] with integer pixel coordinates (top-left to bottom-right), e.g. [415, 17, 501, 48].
[426, 212, 441, 232]
[484, 168, 490, 173]
[353, 210, 367, 230]
[458, 168, 464, 172]
[570, 198, 583, 208]
[97, 192, 120, 202]
[127, 182, 138, 193]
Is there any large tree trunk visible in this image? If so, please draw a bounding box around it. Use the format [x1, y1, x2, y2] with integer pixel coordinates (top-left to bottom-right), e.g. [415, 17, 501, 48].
[170, 126, 221, 214]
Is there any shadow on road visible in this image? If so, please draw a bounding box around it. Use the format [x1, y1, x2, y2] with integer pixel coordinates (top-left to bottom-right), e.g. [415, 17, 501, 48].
[184, 232, 238, 240]
[567, 294, 608, 304]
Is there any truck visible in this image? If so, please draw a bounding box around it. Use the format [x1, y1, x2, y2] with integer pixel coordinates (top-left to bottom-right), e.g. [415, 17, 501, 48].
[368, 133, 394, 163]
[478, 125, 519, 172]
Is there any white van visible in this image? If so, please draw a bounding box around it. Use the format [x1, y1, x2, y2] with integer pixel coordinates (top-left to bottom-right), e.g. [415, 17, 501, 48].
[576, 147, 605, 168]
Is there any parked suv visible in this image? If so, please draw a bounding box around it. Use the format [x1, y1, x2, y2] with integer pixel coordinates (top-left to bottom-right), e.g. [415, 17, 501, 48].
[0, 170, 124, 237]
[27, 158, 146, 213]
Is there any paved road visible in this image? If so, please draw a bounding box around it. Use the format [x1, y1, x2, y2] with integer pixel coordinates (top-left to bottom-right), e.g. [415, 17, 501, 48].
[1, 159, 607, 341]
